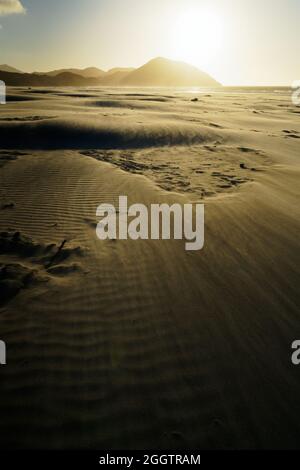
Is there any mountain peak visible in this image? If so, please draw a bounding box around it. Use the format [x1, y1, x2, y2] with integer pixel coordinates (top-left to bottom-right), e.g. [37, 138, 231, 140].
[121, 57, 221, 87]
[0, 64, 23, 74]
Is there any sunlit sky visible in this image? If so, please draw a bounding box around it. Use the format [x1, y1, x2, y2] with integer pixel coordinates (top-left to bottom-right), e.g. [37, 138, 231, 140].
[0, 0, 299, 85]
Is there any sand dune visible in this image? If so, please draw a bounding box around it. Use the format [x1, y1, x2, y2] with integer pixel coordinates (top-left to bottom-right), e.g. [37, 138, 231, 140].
[0, 86, 299, 449]
[0, 118, 221, 149]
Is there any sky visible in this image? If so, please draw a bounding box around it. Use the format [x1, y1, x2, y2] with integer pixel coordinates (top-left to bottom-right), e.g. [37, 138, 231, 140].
[0, 0, 299, 85]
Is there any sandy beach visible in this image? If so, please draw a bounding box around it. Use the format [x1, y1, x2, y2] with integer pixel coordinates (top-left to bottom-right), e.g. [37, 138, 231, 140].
[0, 87, 299, 449]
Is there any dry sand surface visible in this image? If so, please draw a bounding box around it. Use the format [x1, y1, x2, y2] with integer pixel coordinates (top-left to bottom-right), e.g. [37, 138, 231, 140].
[0, 87, 299, 449]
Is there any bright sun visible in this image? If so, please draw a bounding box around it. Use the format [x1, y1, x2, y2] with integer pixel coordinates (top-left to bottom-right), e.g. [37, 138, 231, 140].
[171, 7, 224, 69]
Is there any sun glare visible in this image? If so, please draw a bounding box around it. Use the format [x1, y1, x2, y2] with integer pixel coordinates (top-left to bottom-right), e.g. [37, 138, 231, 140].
[171, 7, 224, 69]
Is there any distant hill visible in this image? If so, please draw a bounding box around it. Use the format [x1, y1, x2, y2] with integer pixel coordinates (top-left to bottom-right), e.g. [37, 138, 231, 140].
[0, 58, 221, 87]
[0, 71, 101, 87]
[36, 67, 105, 78]
[99, 69, 134, 85]
[0, 64, 23, 74]
[106, 67, 135, 76]
[121, 57, 220, 87]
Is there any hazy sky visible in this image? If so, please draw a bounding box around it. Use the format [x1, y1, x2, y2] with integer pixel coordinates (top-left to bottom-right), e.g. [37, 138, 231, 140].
[0, 0, 299, 85]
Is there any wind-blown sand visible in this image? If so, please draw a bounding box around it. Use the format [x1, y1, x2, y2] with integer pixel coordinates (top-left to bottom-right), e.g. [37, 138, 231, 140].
[0, 87, 299, 449]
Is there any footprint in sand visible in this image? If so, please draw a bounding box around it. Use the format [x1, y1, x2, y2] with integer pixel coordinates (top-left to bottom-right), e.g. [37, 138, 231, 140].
[0, 231, 83, 305]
